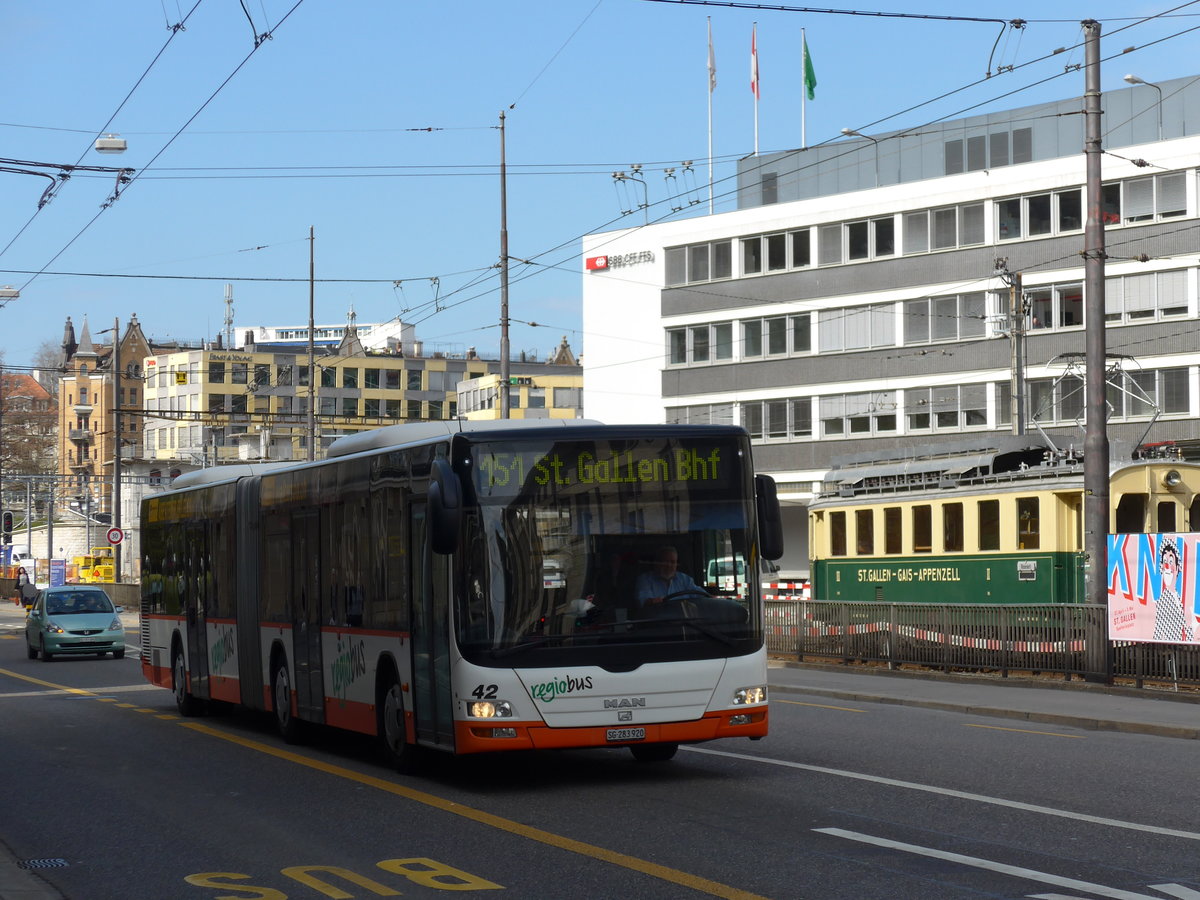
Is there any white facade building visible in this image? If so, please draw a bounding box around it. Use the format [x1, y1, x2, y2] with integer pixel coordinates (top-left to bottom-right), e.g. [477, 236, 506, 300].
[582, 77, 1200, 580]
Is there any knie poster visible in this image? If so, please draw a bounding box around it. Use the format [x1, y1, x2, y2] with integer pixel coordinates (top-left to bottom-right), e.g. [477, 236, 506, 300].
[1108, 532, 1200, 644]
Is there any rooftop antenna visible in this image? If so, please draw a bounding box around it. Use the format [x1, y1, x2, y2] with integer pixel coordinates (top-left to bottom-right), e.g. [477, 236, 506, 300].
[223, 283, 234, 349]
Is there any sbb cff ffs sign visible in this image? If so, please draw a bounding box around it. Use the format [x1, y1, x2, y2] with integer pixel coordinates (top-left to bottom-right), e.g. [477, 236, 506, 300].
[585, 250, 654, 271]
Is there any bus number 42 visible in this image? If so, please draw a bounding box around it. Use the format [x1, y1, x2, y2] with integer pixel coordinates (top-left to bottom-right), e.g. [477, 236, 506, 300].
[471, 684, 498, 700]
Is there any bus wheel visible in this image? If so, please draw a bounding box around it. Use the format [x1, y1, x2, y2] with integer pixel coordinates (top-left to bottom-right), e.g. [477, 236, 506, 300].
[378, 677, 419, 773]
[173, 647, 203, 717]
[630, 742, 678, 762]
[272, 659, 304, 744]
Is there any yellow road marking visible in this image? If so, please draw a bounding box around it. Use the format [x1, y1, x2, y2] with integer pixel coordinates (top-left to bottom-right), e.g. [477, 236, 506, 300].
[183, 722, 767, 900]
[1, 666, 767, 900]
[965, 723, 1084, 739]
[775, 698, 866, 713]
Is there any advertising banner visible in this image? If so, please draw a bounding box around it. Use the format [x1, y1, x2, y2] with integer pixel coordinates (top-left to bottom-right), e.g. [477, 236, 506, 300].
[1108, 533, 1200, 643]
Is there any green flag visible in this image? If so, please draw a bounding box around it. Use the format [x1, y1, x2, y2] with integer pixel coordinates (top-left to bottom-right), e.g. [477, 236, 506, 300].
[803, 34, 817, 101]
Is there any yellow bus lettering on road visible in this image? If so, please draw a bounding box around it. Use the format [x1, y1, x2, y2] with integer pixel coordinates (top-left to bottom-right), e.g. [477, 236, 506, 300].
[280, 864, 400, 896]
[182, 873, 286, 899]
[377, 857, 503, 890]
[184, 859, 503, 896]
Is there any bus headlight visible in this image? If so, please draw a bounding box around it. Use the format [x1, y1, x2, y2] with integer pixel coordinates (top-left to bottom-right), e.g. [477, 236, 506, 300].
[733, 686, 766, 705]
[468, 700, 513, 719]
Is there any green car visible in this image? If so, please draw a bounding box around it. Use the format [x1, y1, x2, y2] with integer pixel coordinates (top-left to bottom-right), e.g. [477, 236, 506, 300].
[25, 587, 127, 661]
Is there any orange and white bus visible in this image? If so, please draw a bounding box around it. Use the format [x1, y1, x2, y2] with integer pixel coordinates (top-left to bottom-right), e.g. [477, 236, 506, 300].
[140, 420, 782, 769]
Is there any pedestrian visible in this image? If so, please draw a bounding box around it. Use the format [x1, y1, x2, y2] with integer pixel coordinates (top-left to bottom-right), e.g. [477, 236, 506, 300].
[16, 567, 36, 608]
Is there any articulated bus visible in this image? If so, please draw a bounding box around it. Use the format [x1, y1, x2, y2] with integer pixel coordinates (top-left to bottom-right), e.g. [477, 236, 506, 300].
[140, 420, 783, 768]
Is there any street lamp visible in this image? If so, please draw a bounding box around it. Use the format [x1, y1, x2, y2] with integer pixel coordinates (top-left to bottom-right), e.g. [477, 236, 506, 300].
[94, 134, 127, 154]
[1123, 74, 1163, 141]
[841, 128, 880, 187]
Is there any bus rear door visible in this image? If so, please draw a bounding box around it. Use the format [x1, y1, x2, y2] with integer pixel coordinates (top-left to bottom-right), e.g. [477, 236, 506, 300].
[291, 511, 325, 723]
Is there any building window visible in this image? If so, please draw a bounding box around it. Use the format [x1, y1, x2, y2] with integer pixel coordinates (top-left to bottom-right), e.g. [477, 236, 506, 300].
[818, 303, 895, 353]
[1105, 367, 1190, 419]
[906, 385, 987, 432]
[665, 239, 733, 286]
[341, 397, 358, 417]
[1105, 270, 1188, 323]
[321, 367, 336, 388]
[385, 369, 400, 390]
[667, 322, 734, 365]
[253, 364, 270, 386]
[385, 399, 401, 418]
[231, 363, 248, 384]
[407, 400, 422, 419]
[818, 224, 842, 266]
[1122, 172, 1186, 223]
[209, 362, 225, 384]
[407, 370, 422, 391]
[343, 368, 358, 389]
[365, 368, 380, 389]
[527, 389, 546, 409]
[904, 292, 986, 344]
[819, 392, 896, 438]
[277, 365, 292, 386]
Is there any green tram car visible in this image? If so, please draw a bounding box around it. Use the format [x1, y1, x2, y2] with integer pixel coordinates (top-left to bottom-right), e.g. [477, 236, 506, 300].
[808, 436, 1200, 604]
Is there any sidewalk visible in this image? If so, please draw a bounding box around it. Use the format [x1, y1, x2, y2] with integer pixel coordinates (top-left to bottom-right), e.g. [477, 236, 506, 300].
[767, 658, 1200, 740]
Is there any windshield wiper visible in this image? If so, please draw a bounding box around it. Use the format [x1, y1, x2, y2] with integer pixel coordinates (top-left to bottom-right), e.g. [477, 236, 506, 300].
[487, 633, 573, 658]
[647, 616, 735, 646]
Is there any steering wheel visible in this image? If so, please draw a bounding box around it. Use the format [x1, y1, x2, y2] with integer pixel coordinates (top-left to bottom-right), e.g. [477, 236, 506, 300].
[660, 587, 713, 603]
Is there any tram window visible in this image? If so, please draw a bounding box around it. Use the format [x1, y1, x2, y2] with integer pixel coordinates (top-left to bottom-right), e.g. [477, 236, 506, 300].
[1017, 497, 1039, 550]
[912, 505, 932, 553]
[884, 507, 902, 554]
[1114, 494, 1146, 533]
[856, 510, 874, 554]
[830, 511, 847, 556]
[979, 500, 1000, 551]
[1157, 501, 1177, 533]
[943, 503, 963, 552]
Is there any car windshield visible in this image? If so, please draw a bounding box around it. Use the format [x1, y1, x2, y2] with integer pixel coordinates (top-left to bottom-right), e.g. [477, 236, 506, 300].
[45, 592, 114, 615]
[455, 433, 762, 664]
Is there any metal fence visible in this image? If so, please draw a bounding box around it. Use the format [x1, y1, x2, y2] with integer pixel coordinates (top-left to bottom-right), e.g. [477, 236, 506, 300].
[765, 599, 1200, 689]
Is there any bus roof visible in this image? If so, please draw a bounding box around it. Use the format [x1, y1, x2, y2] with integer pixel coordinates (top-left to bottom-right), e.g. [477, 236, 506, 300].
[325, 418, 605, 459]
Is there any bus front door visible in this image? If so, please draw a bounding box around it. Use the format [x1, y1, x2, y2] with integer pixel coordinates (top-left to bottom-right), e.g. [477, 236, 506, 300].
[412, 502, 455, 749]
[291, 511, 325, 723]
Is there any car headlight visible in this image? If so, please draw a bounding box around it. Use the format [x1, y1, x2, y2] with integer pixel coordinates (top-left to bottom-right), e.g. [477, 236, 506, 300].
[108, 617, 123, 632]
[733, 685, 767, 705]
[468, 700, 513, 718]
[44, 620, 65, 635]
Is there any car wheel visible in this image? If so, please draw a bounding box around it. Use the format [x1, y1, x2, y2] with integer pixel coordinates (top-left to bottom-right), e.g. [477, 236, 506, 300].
[172, 647, 203, 717]
[378, 674, 420, 773]
[113, 648, 125, 660]
[272, 658, 304, 744]
[40, 640, 54, 662]
[629, 742, 678, 762]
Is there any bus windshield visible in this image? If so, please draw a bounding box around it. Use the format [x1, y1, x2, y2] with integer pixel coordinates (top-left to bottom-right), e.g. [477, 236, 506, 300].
[456, 434, 762, 664]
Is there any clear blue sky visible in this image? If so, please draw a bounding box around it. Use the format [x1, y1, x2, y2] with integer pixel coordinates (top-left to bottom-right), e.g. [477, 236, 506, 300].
[3, 1, 1197, 374]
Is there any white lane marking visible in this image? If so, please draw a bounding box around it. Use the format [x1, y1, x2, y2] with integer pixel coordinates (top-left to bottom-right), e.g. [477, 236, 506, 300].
[685, 746, 1200, 841]
[816, 828, 1165, 900]
[1146, 887, 1200, 899]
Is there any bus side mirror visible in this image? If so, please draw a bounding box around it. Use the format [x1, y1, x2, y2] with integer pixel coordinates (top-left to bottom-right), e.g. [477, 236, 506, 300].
[755, 474, 784, 561]
[429, 458, 462, 555]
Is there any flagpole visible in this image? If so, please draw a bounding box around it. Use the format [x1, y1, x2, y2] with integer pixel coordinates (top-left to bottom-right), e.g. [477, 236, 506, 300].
[751, 22, 759, 156]
[707, 16, 715, 213]
[801, 27, 807, 149]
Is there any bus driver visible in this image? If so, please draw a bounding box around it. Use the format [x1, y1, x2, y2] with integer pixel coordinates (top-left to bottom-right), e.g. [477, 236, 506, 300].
[635, 546, 698, 608]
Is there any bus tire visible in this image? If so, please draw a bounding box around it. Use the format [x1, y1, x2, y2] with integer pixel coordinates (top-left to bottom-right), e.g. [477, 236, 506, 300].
[378, 674, 419, 773]
[630, 742, 678, 762]
[271, 657, 304, 744]
[173, 646, 203, 717]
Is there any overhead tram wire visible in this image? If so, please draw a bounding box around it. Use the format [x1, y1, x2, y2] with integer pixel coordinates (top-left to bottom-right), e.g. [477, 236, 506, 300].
[13, 0, 308, 297]
[0, 0, 206, 262]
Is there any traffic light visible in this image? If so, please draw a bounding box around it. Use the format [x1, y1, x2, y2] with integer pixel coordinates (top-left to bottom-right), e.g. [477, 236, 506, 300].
[1, 511, 12, 544]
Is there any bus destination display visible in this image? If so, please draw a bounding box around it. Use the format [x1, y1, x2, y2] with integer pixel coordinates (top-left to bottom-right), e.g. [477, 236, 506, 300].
[474, 441, 735, 496]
